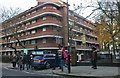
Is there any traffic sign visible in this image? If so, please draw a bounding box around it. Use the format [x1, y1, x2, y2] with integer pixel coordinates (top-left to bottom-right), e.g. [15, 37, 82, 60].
[82, 34, 86, 44]
[24, 48, 28, 54]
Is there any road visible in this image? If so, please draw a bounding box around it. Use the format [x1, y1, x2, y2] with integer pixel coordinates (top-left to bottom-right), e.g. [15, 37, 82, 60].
[1, 63, 81, 78]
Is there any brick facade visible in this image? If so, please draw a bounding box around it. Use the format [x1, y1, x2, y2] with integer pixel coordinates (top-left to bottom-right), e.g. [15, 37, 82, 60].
[0, 0, 99, 61]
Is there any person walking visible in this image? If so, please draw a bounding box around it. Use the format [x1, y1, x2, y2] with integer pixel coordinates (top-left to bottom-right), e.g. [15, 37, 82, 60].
[91, 46, 97, 69]
[22, 53, 27, 70]
[11, 54, 17, 68]
[52, 52, 60, 70]
[26, 53, 32, 70]
[18, 56, 23, 70]
[60, 47, 68, 71]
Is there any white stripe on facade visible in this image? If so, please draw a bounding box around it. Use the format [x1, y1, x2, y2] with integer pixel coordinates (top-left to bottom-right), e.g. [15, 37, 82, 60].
[1, 12, 62, 32]
[1, 23, 62, 38]
[73, 39, 99, 44]
[18, 12, 62, 24]
[76, 48, 92, 51]
[2, 35, 63, 44]
[0, 47, 59, 52]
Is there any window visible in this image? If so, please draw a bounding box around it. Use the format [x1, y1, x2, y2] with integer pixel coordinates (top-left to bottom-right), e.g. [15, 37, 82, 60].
[26, 13, 31, 16]
[42, 27, 46, 31]
[12, 36, 15, 38]
[22, 16, 25, 18]
[8, 37, 11, 40]
[45, 55, 55, 58]
[17, 43, 19, 46]
[42, 17, 46, 20]
[52, 16, 56, 20]
[5, 38, 7, 41]
[12, 43, 15, 47]
[32, 10, 36, 14]
[31, 20, 37, 24]
[4, 45, 7, 48]
[42, 7, 46, 9]
[28, 31, 31, 35]
[31, 40, 36, 44]
[25, 41, 30, 45]
[53, 7, 57, 10]
[17, 26, 20, 29]
[18, 34, 20, 37]
[26, 22, 31, 25]
[43, 39, 46, 43]
[56, 38, 62, 44]
[26, 31, 31, 35]
[21, 33, 24, 36]
[31, 30, 36, 34]
[79, 27, 83, 32]
[22, 42, 25, 46]
[69, 21, 74, 25]
[22, 24, 24, 27]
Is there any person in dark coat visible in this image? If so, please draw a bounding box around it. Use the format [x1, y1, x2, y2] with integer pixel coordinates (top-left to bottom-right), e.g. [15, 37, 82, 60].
[52, 52, 60, 70]
[22, 53, 26, 70]
[27, 53, 32, 70]
[18, 56, 23, 70]
[11, 54, 17, 68]
[22, 53, 31, 70]
[91, 46, 97, 69]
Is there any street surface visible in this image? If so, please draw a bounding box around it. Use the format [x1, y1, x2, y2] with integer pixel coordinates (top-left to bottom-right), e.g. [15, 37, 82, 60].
[1, 63, 82, 78]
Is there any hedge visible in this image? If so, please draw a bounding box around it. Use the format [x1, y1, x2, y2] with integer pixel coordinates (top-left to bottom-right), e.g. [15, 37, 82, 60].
[1, 55, 11, 63]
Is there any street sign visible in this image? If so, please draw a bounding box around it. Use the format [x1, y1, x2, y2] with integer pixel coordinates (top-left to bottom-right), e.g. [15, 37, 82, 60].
[24, 48, 28, 54]
[82, 34, 86, 44]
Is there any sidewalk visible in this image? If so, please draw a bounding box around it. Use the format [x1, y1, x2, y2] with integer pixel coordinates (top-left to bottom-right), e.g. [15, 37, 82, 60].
[52, 66, 120, 78]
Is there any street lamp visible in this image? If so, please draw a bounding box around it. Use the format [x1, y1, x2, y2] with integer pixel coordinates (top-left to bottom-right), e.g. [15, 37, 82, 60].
[66, 0, 71, 73]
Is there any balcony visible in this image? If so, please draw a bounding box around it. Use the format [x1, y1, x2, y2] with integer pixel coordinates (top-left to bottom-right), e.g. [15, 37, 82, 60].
[76, 45, 91, 50]
[20, 8, 62, 22]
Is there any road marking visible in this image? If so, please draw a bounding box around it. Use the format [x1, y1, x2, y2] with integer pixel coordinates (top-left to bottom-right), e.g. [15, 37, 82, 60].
[3, 67, 60, 76]
[4, 67, 35, 74]
[3, 67, 9, 70]
[3, 67, 18, 72]
[22, 71, 35, 74]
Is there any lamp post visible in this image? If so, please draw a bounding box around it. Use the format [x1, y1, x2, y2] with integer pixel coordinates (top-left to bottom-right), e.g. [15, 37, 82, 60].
[66, 0, 71, 73]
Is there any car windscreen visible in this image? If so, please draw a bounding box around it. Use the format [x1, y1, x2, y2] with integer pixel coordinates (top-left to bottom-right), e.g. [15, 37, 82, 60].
[33, 56, 43, 60]
[44, 55, 55, 59]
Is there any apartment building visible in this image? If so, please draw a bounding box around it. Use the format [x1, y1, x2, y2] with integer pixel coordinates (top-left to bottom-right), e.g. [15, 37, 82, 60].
[0, 0, 99, 60]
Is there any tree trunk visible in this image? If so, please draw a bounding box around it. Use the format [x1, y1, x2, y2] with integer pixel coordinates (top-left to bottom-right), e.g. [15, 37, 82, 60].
[112, 36, 116, 59]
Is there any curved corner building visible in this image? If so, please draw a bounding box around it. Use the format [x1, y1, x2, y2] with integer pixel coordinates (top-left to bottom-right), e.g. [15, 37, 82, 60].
[0, 0, 99, 61]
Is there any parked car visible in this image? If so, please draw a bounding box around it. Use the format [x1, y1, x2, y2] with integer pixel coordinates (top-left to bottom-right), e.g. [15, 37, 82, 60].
[31, 54, 58, 69]
[97, 52, 112, 63]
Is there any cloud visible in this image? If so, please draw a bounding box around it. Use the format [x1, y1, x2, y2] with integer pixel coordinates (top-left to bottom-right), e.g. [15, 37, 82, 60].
[0, 0, 37, 10]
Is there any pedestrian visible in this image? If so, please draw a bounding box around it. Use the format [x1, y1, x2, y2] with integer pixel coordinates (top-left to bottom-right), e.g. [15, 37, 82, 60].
[11, 54, 17, 68]
[27, 53, 32, 70]
[91, 46, 97, 69]
[18, 56, 23, 70]
[16, 52, 21, 68]
[52, 52, 60, 70]
[60, 47, 68, 71]
[22, 53, 27, 70]
[22, 53, 31, 70]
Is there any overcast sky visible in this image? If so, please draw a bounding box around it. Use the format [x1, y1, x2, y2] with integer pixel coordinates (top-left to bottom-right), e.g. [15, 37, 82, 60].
[0, 0, 96, 20]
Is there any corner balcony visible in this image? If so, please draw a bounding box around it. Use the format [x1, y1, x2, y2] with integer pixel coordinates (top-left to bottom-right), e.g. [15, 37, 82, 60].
[20, 8, 62, 21]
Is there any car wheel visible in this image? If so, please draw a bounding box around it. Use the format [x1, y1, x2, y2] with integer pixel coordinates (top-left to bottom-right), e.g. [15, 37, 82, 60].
[45, 62, 50, 69]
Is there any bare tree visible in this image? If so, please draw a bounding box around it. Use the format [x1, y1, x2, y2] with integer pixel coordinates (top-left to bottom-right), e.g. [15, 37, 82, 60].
[0, 7, 21, 22]
[0, 7, 26, 53]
